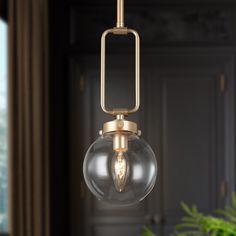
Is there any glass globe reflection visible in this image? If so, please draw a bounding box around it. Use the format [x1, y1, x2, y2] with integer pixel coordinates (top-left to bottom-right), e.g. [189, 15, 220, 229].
[83, 133, 157, 206]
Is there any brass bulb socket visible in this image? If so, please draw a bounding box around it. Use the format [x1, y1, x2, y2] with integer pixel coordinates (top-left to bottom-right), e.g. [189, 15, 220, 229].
[113, 133, 128, 152]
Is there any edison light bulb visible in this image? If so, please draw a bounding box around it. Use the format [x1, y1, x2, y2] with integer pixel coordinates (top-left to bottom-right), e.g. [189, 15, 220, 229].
[83, 133, 157, 206]
[112, 151, 129, 192]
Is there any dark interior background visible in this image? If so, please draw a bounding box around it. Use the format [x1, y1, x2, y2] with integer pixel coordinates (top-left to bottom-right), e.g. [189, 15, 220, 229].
[49, 0, 236, 236]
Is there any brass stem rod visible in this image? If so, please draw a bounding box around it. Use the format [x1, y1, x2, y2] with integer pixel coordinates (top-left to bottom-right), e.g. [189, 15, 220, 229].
[117, 0, 124, 28]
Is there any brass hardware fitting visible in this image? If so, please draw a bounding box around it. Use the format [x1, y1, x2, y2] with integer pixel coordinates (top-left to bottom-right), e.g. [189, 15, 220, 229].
[112, 27, 128, 35]
[111, 109, 129, 116]
[102, 117, 138, 135]
[100, 115, 141, 151]
[113, 133, 128, 152]
[99, 0, 142, 151]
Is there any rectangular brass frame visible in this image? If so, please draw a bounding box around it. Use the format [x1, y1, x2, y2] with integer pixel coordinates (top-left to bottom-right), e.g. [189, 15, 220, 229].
[100, 27, 140, 116]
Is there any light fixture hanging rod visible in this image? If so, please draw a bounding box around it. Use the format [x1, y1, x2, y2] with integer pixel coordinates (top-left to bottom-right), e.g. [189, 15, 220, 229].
[116, 0, 124, 28]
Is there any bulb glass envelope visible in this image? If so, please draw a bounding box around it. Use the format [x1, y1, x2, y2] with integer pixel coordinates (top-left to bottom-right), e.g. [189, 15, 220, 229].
[83, 132, 157, 206]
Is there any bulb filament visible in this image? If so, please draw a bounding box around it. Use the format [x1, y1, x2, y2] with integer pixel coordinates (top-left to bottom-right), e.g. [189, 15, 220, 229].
[112, 151, 129, 192]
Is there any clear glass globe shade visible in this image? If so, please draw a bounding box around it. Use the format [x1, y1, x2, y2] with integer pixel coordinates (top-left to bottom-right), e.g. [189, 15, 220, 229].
[83, 133, 158, 206]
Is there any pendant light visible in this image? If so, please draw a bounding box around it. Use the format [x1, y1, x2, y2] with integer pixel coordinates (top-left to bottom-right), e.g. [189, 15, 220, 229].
[83, 0, 158, 206]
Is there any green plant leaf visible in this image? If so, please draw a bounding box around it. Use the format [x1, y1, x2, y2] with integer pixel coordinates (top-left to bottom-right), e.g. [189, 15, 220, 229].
[141, 226, 156, 236]
[180, 202, 197, 218]
[173, 194, 236, 236]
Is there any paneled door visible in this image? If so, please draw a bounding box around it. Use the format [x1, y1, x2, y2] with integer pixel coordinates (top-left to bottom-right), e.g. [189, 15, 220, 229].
[146, 60, 225, 236]
[69, 52, 234, 236]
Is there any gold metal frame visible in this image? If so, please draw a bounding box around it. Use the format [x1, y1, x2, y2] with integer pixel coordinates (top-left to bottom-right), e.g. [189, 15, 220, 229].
[100, 28, 140, 116]
[100, 0, 140, 116]
[100, 0, 141, 136]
